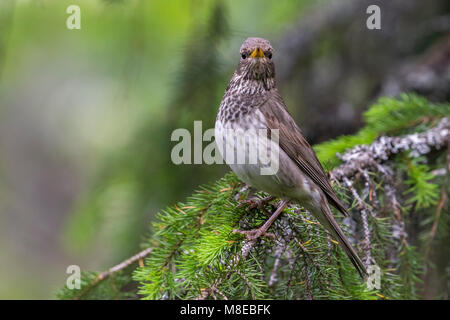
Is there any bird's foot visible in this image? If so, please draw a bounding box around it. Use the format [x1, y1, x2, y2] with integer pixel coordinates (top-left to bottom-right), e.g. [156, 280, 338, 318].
[233, 199, 289, 241]
[232, 227, 275, 241]
[238, 195, 275, 212]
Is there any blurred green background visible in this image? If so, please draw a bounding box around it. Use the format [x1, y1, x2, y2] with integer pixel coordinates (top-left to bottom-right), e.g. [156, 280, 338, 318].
[0, 0, 448, 298]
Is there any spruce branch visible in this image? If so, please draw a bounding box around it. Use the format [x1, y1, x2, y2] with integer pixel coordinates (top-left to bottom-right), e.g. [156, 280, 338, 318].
[332, 117, 449, 181]
[60, 97, 449, 300]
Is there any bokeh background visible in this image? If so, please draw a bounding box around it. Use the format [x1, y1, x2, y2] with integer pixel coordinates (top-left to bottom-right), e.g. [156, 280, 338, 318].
[0, 0, 448, 299]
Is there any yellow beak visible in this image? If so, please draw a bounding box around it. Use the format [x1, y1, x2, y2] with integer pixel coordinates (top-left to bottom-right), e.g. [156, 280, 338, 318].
[250, 47, 265, 58]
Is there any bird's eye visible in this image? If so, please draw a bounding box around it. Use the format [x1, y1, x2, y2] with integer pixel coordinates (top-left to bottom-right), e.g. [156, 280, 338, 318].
[241, 53, 247, 59]
[267, 53, 272, 59]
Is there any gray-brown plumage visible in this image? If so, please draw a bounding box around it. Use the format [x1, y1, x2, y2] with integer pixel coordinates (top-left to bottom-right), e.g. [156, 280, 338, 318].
[215, 37, 367, 277]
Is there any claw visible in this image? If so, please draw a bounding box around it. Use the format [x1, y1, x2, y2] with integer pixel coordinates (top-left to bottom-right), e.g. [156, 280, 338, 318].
[237, 196, 275, 211]
[233, 199, 289, 241]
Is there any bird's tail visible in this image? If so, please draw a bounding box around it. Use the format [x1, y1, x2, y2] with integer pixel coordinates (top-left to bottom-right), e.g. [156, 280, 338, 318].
[308, 200, 367, 278]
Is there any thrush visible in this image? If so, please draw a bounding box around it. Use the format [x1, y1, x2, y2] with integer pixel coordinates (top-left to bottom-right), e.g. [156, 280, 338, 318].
[215, 37, 367, 277]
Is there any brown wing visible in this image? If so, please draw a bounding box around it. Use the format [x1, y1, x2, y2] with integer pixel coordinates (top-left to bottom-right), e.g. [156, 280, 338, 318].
[260, 90, 348, 216]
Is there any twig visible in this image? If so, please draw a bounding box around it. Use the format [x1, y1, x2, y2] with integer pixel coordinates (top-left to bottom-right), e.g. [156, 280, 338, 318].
[360, 208, 372, 266]
[73, 247, 152, 300]
[214, 287, 229, 300]
[304, 264, 313, 300]
[425, 189, 447, 259]
[425, 142, 449, 259]
[268, 246, 285, 288]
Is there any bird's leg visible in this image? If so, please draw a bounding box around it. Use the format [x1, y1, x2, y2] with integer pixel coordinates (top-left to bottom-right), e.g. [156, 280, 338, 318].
[234, 199, 289, 241]
[238, 195, 275, 212]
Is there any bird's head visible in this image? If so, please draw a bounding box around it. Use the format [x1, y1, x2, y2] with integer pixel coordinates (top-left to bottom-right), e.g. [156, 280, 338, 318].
[237, 37, 275, 83]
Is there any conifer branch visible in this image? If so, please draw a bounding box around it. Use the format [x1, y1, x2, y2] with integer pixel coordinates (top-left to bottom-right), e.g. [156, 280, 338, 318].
[332, 117, 449, 181]
[59, 98, 449, 300]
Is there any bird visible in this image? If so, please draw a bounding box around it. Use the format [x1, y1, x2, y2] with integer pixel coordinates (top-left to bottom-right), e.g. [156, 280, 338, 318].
[215, 37, 367, 277]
